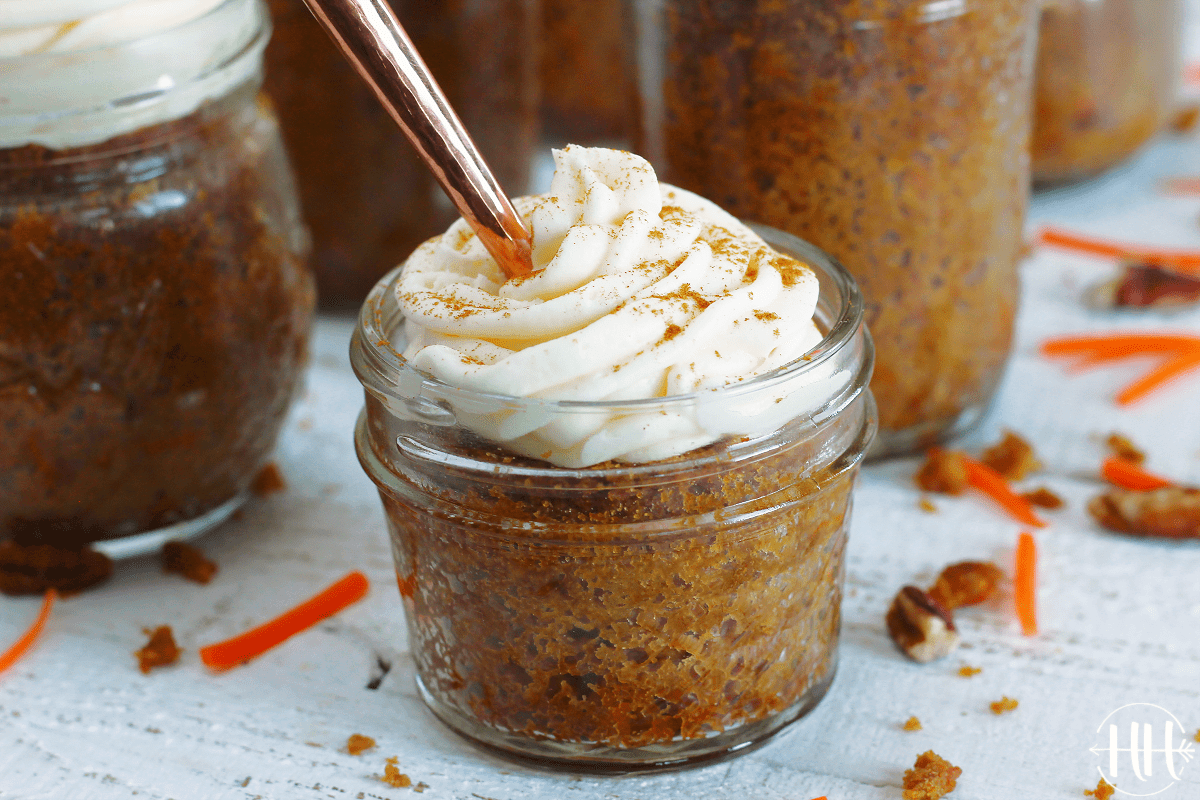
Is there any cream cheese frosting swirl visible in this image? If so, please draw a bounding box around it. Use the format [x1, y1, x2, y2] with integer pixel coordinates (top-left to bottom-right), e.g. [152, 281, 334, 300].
[0, 0, 263, 149]
[398, 146, 830, 467]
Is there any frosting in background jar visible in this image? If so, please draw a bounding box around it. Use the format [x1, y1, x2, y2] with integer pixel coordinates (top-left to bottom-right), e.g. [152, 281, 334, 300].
[397, 146, 844, 467]
[0, 0, 263, 149]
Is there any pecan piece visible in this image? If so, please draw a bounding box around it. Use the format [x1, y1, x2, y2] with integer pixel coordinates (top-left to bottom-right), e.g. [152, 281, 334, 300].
[1113, 263, 1200, 309]
[887, 586, 959, 663]
[915, 448, 968, 495]
[927, 561, 1005, 610]
[980, 429, 1041, 481]
[162, 541, 218, 585]
[1088, 487, 1200, 539]
[1021, 486, 1064, 509]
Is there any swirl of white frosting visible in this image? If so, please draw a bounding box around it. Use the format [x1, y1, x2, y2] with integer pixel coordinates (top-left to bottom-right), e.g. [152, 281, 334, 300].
[397, 146, 831, 467]
[0, 0, 262, 149]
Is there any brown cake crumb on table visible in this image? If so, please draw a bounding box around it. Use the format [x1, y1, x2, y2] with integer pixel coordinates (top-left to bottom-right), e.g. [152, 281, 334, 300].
[903, 750, 962, 800]
[916, 449, 969, 495]
[918, 497, 938, 514]
[958, 665, 982, 678]
[135, 626, 181, 674]
[1085, 777, 1116, 799]
[980, 430, 1042, 481]
[1022, 487, 1065, 510]
[903, 716, 923, 732]
[1106, 433, 1146, 465]
[381, 757, 411, 788]
[928, 562, 1005, 611]
[990, 696, 1019, 715]
[162, 541, 218, 585]
[250, 462, 287, 497]
[0, 541, 112, 596]
[345, 734, 376, 755]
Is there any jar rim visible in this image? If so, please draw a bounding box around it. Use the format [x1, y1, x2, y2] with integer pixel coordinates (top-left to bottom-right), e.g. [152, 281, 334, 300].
[351, 223, 868, 421]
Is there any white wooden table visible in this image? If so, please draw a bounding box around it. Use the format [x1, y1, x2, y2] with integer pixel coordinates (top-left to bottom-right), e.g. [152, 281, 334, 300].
[6, 50, 1200, 800]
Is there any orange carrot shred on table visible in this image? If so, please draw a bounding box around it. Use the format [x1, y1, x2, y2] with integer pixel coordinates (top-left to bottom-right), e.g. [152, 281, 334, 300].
[199, 571, 369, 672]
[1041, 333, 1200, 358]
[1101, 457, 1173, 491]
[960, 455, 1048, 529]
[1014, 532, 1037, 636]
[1116, 348, 1200, 406]
[1036, 227, 1200, 274]
[0, 589, 56, 675]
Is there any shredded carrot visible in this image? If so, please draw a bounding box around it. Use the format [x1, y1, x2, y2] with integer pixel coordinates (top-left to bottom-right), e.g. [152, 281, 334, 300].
[1036, 227, 1200, 274]
[0, 589, 56, 675]
[199, 571, 369, 672]
[1041, 333, 1200, 358]
[1101, 457, 1173, 491]
[1042, 333, 1200, 406]
[960, 455, 1048, 528]
[1014, 533, 1037, 636]
[1116, 348, 1200, 406]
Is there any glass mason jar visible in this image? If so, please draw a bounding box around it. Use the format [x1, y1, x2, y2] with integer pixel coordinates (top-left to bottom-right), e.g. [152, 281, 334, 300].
[0, 0, 314, 554]
[1033, 0, 1183, 185]
[540, 0, 638, 148]
[634, 0, 1038, 457]
[264, 0, 539, 307]
[351, 226, 875, 768]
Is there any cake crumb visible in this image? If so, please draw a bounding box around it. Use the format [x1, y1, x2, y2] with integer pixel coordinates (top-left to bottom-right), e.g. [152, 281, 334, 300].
[413, 782, 430, 793]
[915, 449, 969, 495]
[382, 757, 411, 788]
[1021, 487, 1064, 510]
[957, 665, 982, 678]
[0, 541, 112, 596]
[981, 430, 1041, 481]
[903, 716, 923, 731]
[1085, 777, 1115, 799]
[1194, 728, 1200, 743]
[162, 541, 218, 584]
[1106, 433, 1146, 465]
[346, 734, 376, 755]
[918, 497, 938, 513]
[135, 626, 180, 674]
[902, 750, 962, 800]
[250, 462, 287, 496]
[990, 696, 1018, 715]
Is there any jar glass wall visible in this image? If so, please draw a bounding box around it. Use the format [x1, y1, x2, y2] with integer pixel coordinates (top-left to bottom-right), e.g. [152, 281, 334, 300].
[351, 226, 875, 768]
[265, 0, 539, 307]
[634, 0, 1038, 457]
[1033, 0, 1183, 185]
[0, 0, 314, 552]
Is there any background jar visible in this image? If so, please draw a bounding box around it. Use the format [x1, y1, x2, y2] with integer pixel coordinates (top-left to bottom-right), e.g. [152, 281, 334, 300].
[1033, 0, 1183, 185]
[264, 0, 539, 308]
[539, 0, 639, 148]
[351, 227, 876, 768]
[633, 0, 1038, 457]
[0, 0, 314, 553]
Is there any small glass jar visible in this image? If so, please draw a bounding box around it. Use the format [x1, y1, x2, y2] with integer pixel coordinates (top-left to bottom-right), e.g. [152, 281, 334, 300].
[0, 0, 314, 554]
[264, 0, 539, 307]
[539, 0, 638, 147]
[634, 0, 1038, 457]
[351, 226, 875, 768]
[1033, 0, 1183, 185]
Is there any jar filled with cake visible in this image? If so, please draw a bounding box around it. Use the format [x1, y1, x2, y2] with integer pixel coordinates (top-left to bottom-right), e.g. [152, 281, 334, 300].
[634, 0, 1038, 457]
[265, 0, 539, 307]
[539, 0, 638, 148]
[352, 147, 875, 767]
[1033, 0, 1183, 185]
[0, 0, 314, 554]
